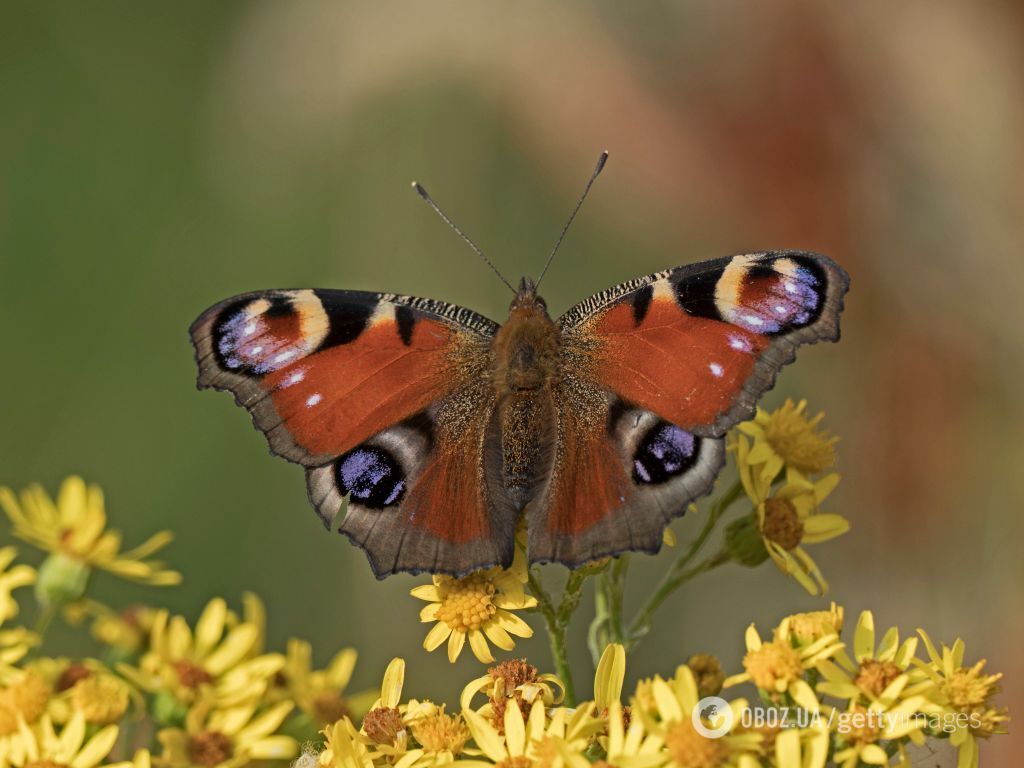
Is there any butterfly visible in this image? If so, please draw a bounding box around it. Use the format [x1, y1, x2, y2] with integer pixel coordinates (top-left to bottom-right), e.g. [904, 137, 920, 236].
[190, 153, 849, 579]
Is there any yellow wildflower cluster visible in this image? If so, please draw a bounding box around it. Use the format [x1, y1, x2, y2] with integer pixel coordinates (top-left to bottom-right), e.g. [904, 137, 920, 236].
[0, 476, 376, 768]
[311, 613, 1008, 768]
[0, 392, 1010, 768]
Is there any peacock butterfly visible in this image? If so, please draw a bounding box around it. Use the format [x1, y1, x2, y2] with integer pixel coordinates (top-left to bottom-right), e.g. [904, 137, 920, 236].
[190, 153, 849, 578]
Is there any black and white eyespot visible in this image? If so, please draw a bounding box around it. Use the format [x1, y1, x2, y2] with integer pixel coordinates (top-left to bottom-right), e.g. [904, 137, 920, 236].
[631, 421, 700, 485]
[335, 446, 406, 509]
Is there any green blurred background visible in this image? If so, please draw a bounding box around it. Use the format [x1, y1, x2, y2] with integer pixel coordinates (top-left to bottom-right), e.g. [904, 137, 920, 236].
[1, 1, 1020, 760]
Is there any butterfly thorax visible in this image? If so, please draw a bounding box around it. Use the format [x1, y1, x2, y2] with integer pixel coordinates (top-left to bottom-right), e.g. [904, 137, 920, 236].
[491, 285, 560, 395]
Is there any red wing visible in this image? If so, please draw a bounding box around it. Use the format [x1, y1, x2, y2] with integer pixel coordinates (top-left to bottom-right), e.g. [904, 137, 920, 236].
[528, 251, 848, 567]
[191, 289, 497, 465]
[192, 289, 516, 577]
[558, 251, 850, 436]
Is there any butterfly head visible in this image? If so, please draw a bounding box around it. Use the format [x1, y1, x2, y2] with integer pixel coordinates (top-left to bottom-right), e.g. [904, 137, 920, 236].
[510, 276, 548, 316]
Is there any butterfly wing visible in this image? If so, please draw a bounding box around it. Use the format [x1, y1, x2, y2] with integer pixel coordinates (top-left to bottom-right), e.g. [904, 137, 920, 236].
[527, 251, 849, 566]
[191, 289, 517, 577]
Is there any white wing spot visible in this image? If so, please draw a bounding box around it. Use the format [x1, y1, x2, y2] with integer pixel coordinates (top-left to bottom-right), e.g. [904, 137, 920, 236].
[243, 322, 257, 336]
[273, 349, 297, 365]
[305, 393, 322, 408]
[743, 315, 764, 327]
[281, 370, 305, 388]
[250, 345, 263, 355]
[709, 362, 724, 377]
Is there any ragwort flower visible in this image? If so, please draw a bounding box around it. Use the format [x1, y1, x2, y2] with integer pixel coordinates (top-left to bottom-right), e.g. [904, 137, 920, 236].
[912, 630, 1009, 768]
[0, 477, 180, 603]
[724, 623, 842, 709]
[120, 597, 284, 713]
[737, 399, 837, 483]
[157, 699, 297, 768]
[0, 548, 34, 624]
[735, 436, 848, 595]
[412, 548, 535, 664]
[815, 611, 929, 707]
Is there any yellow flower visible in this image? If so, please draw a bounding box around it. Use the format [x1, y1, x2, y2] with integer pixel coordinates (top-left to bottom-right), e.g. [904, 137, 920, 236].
[0, 477, 181, 593]
[601, 700, 664, 768]
[77, 601, 158, 655]
[32, 659, 135, 726]
[320, 716, 374, 768]
[0, 669, 51, 736]
[737, 399, 837, 483]
[829, 698, 935, 768]
[4, 712, 119, 768]
[461, 698, 597, 768]
[0, 548, 34, 624]
[412, 548, 536, 664]
[778, 604, 844, 647]
[724, 624, 842, 709]
[119, 597, 284, 711]
[632, 665, 761, 768]
[157, 699, 297, 768]
[278, 640, 375, 726]
[360, 658, 409, 752]
[815, 611, 929, 707]
[403, 701, 472, 766]
[736, 437, 848, 595]
[461, 660, 564, 729]
[912, 630, 1009, 768]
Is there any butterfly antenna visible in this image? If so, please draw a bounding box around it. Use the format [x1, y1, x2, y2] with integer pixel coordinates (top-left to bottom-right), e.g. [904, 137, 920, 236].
[535, 150, 609, 289]
[411, 181, 517, 295]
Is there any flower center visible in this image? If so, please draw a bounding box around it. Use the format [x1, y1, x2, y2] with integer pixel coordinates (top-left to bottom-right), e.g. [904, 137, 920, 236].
[688, 654, 725, 697]
[175, 660, 214, 689]
[787, 610, 842, 644]
[761, 499, 804, 550]
[187, 731, 234, 767]
[743, 640, 803, 691]
[312, 691, 351, 726]
[70, 674, 130, 724]
[363, 706, 405, 745]
[943, 662, 1001, 710]
[762, 400, 836, 474]
[436, 575, 497, 632]
[842, 706, 881, 745]
[56, 664, 92, 692]
[664, 720, 727, 768]
[410, 710, 469, 754]
[854, 660, 903, 698]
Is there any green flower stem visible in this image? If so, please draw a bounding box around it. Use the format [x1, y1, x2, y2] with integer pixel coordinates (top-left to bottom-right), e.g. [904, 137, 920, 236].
[528, 568, 589, 706]
[626, 480, 743, 650]
[607, 556, 628, 644]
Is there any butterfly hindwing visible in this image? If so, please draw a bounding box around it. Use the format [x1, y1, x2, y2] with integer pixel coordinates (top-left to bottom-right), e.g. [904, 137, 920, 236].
[191, 289, 517, 577]
[526, 250, 848, 566]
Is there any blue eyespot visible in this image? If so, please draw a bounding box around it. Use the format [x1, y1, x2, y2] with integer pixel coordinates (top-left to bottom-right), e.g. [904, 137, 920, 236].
[632, 422, 699, 485]
[336, 446, 405, 509]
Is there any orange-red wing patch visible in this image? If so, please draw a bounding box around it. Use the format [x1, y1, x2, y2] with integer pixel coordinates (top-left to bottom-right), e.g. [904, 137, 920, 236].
[264, 317, 454, 459]
[544, 418, 631, 536]
[403, 432, 491, 544]
[593, 295, 769, 430]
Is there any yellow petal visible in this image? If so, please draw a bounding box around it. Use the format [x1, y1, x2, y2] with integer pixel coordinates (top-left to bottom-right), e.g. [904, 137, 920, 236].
[423, 622, 451, 652]
[194, 598, 228, 658]
[594, 643, 626, 709]
[447, 629, 467, 663]
[380, 658, 405, 708]
[468, 630, 494, 664]
[71, 725, 120, 768]
[483, 621, 515, 651]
